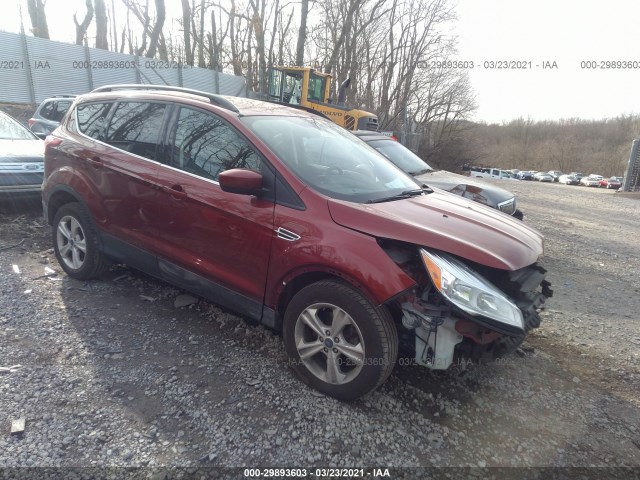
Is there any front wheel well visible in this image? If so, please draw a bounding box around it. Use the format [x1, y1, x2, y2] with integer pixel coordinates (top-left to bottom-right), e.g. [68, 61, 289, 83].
[277, 272, 336, 317]
[277, 271, 383, 321]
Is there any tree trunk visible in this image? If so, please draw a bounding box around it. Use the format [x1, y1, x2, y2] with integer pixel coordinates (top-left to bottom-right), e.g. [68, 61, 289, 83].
[181, 0, 194, 65]
[229, 0, 243, 76]
[295, 0, 308, 66]
[198, 0, 206, 67]
[111, 0, 118, 51]
[323, 0, 361, 74]
[27, 0, 50, 39]
[145, 0, 165, 58]
[73, 0, 94, 46]
[95, 0, 109, 49]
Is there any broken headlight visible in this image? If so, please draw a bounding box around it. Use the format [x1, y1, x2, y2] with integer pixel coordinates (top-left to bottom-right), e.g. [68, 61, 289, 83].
[420, 249, 524, 333]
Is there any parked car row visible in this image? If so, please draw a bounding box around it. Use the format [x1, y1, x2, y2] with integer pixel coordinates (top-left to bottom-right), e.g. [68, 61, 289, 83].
[516, 169, 623, 189]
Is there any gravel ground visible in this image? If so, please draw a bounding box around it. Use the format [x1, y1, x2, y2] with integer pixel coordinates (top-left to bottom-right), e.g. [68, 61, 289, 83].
[0, 182, 639, 477]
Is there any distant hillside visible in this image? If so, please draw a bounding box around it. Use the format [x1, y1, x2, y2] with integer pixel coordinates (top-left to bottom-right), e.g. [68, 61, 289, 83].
[458, 116, 639, 177]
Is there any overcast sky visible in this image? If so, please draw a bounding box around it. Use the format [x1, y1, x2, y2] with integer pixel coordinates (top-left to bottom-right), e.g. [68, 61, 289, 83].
[453, 0, 640, 123]
[2, 0, 640, 124]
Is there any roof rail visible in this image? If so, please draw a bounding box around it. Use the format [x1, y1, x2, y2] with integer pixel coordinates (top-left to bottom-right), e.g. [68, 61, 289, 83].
[263, 100, 332, 121]
[51, 94, 77, 98]
[90, 84, 240, 113]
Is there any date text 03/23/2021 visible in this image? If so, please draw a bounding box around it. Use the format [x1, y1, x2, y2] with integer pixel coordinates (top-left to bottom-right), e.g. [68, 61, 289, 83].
[243, 468, 391, 478]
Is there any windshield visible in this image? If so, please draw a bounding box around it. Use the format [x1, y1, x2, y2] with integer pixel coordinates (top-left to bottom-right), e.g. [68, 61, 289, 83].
[366, 138, 433, 175]
[0, 114, 36, 140]
[242, 116, 419, 203]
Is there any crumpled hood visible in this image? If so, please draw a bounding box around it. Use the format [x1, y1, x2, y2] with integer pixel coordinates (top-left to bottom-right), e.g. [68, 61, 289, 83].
[0, 139, 44, 163]
[415, 170, 513, 205]
[328, 188, 544, 271]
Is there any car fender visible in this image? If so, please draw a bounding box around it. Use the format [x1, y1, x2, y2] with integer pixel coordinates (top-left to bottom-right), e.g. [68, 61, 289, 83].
[43, 167, 109, 227]
[265, 202, 416, 310]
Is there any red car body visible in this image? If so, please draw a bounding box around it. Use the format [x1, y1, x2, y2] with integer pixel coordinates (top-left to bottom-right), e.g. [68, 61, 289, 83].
[42, 86, 551, 399]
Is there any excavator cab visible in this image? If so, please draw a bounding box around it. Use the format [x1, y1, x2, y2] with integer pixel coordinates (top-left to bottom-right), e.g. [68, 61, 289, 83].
[268, 66, 379, 131]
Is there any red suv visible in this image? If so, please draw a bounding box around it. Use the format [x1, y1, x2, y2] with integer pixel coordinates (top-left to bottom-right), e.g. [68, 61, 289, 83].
[43, 85, 551, 400]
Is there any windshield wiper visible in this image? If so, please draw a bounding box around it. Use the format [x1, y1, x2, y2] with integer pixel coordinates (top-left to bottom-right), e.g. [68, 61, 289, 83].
[409, 168, 433, 175]
[366, 188, 428, 204]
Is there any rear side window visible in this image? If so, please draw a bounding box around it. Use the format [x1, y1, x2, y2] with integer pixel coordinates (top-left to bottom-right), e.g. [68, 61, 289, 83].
[76, 102, 112, 140]
[40, 100, 72, 122]
[39, 101, 56, 120]
[169, 107, 261, 181]
[105, 102, 167, 160]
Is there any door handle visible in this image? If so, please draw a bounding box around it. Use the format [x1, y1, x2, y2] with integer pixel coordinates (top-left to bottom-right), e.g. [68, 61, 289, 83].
[163, 184, 188, 200]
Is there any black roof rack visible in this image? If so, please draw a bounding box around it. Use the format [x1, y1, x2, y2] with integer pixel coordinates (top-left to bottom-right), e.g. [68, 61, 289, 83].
[50, 94, 77, 98]
[90, 84, 240, 113]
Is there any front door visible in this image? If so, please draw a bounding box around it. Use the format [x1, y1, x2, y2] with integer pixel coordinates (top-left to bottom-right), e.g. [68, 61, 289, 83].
[153, 106, 276, 320]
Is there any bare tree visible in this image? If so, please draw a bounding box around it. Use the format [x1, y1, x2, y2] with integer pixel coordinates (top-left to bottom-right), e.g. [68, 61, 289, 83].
[295, 0, 308, 65]
[95, 0, 109, 49]
[27, 0, 50, 38]
[228, 0, 244, 76]
[145, 0, 165, 58]
[207, 5, 231, 71]
[121, 0, 168, 59]
[111, 0, 118, 51]
[74, 0, 94, 45]
[180, 0, 194, 64]
[196, 0, 206, 67]
[248, 0, 268, 95]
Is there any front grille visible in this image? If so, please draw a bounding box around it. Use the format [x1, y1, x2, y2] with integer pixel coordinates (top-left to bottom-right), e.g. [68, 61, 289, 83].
[497, 197, 516, 215]
[357, 116, 379, 131]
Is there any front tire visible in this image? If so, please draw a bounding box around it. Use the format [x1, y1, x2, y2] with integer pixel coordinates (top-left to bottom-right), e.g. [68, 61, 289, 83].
[52, 202, 109, 280]
[283, 280, 397, 401]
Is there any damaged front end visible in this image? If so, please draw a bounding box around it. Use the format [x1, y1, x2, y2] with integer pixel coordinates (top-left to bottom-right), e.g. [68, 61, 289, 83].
[383, 241, 553, 370]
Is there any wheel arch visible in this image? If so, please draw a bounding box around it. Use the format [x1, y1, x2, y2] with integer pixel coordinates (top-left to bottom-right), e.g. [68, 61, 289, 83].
[45, 185, 86, 225]
[275, 268, 381, 321]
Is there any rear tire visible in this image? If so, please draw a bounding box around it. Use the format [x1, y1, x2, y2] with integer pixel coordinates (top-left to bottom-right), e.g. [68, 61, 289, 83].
[283, 280, 397, 400]
[52, 202, 109, 280]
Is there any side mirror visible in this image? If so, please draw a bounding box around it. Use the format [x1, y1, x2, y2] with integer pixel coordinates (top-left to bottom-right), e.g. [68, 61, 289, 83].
[34, 132, 47, 140]
[219, 169, 263, 196]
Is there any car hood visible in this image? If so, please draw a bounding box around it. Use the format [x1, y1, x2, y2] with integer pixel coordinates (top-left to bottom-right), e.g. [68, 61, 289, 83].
[414, 170, 513, 206]
[0, 139, 44, 163]
[328, 188, 544, 271]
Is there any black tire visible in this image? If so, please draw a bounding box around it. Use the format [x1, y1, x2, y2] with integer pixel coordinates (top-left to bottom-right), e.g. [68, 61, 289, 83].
[283, 280, 398, 401]
[52, 202, 109, 280]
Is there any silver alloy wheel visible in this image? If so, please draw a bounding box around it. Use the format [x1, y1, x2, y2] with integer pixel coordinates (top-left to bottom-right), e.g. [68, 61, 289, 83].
[56, 215, 87, 270]
[294, 302, 365, 385]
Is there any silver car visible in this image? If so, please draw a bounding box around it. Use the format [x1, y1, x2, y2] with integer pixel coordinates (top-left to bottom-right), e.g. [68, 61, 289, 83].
[0, 111, 45, 194]
[28, 95, 76, 137]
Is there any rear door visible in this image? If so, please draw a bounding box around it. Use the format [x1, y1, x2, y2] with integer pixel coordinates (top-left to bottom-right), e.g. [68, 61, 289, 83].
[152, 105, 276, 319]
[72, 100, 167, 272]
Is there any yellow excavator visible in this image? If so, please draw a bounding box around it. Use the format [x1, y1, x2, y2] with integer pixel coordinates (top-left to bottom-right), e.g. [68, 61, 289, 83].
[267, 66, 379, 131]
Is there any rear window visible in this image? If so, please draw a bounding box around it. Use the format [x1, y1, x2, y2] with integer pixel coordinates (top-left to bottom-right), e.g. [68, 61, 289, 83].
[76, 102, 113, 140]
[39, 100, 73, 122]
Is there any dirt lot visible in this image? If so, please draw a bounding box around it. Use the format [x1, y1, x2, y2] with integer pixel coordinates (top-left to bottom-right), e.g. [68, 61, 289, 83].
[0, 181, 639, 477]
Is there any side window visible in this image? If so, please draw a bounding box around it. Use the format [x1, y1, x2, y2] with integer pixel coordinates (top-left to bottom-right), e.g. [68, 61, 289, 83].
[39, 101, 56, 120]
[76, 102, 113, 140]
[52, 101, 72, 122]
[308, 74, 326, 102]
[105, 102, 167, 160]
[170, 107, 261, 182]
